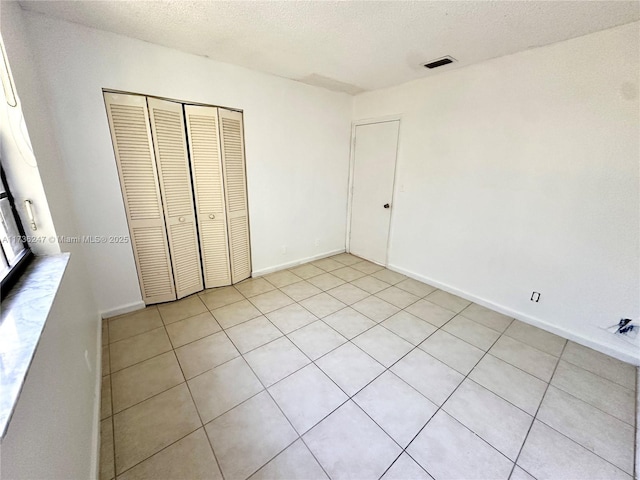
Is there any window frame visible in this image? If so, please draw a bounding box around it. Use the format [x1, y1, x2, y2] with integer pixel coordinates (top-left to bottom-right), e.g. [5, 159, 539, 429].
[0, 165, 33, 299]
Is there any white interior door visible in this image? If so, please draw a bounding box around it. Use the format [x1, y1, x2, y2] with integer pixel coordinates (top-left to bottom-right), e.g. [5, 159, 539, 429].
[219, 108, 252, 284]
[104, 92, 176, 304]
[184, 105, 232, 289]
[349, 120, 399, 265]
[147, 97, 204, 299]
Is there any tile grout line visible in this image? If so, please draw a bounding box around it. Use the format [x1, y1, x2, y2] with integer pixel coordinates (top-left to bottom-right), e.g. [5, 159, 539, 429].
[394, 319, 518, 478]
[358, 307, 514, 478]
[108, 342, 173, 376]
[239, 272, 426, 476]
[114, 261, 514, 364]
[108, 272, 415, 479]
[182, 320, 228, 480]
[285, 300, 486, 478]
[275, 338, 399, 478]
[267, 314, 415, 478]
[529, 349, 638, 474]
[100, 258, 456, 478]
[435, 316, 572, 386]
[113, 290, 594, 421]
[110, 317, 209, 479]
[114, 320, 488, 479]
[507, 340, 568, 479]
[558, 356, 637, 391]
[103, 256, 637, 479]
[377, 450, 430, 480]
[109, 298, 366, 475]
[107, 317, 116, 480]
[110, 361, 190, 414]
[529, 354, 637, 475]
[110, 320, 624, 479]
[408, 310, 555, 415]
[533, 417, 635, 476]
[114, 427, 210, 478]
[110, 277, 539, 420]
[544, 376, 637, 429]
[226, 324, 335, 480]
[116, 300, 222, 478]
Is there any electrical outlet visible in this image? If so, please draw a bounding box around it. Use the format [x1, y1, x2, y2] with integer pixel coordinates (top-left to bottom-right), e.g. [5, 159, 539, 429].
[314, 238, 320, 247]
[281, 245, 287, 255]
[530, 291, 541, 302]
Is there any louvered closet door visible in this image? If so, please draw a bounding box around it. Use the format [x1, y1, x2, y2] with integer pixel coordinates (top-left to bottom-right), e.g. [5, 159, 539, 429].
[103, 93, 176, 304]
[184, 105, 232, 288]
[219, 108, 251, 283]
[147, 98, 203, 298]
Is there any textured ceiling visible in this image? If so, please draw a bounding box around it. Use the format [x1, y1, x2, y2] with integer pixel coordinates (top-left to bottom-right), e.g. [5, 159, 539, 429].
[18, 1, 640, 95]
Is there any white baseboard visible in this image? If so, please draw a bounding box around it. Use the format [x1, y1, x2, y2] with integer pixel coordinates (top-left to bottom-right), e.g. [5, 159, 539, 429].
[251, 249, 346, 277]
[100, 300, 146, 319]
[90, 314, 102, 480]
[100, 250, 346, 317]
[388, 263, 640, 366]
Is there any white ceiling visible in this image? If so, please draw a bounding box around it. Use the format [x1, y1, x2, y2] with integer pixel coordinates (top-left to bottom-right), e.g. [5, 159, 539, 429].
[18, 1, 640, 95]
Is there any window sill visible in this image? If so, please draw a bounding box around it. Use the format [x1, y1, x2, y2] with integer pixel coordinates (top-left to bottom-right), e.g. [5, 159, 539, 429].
[0, 253, 70, 438]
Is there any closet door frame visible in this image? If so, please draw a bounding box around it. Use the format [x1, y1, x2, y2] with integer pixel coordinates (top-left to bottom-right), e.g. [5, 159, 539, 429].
[104, 89, 252, 304]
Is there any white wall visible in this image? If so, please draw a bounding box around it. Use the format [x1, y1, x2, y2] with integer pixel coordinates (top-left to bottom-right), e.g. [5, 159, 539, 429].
[0, 37, 58, 256]
[353, 22, 640, 364]
[20, 10, 352, 316]
[0, 255, 101, 479]
[1, 2, 101, 478]
[1, 3, 635, 477]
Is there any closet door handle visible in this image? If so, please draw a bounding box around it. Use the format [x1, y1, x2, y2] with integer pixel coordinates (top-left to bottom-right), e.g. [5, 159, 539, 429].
[179, 217, 185, 222]
[209, 214, 215, 219]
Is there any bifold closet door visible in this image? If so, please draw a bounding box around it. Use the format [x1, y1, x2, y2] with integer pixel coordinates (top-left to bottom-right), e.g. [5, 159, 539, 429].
[147, 98, 203, 298]
[103, 93, 176, 304]
[219, 108, 251, 283]
[184, 105, 232, 288]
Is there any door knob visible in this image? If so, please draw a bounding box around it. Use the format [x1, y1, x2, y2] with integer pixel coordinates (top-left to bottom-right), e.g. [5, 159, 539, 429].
[209, 214, 215, 219]
[179, 217, 185, 222]
[383, 204, 390, 209]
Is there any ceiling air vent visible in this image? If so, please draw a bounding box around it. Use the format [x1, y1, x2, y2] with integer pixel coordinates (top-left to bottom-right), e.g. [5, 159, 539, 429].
[424, 56, 456, 69]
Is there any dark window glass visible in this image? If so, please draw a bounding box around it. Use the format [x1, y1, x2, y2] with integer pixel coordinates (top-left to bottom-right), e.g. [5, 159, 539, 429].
[0, 167, 32, 298]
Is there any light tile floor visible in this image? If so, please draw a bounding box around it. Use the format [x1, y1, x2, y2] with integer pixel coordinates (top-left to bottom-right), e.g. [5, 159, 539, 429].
[100, 253, 638, 480]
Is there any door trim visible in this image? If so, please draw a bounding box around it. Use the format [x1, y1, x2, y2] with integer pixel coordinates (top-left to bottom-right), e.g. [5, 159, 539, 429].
[346, 115, 402, 266]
